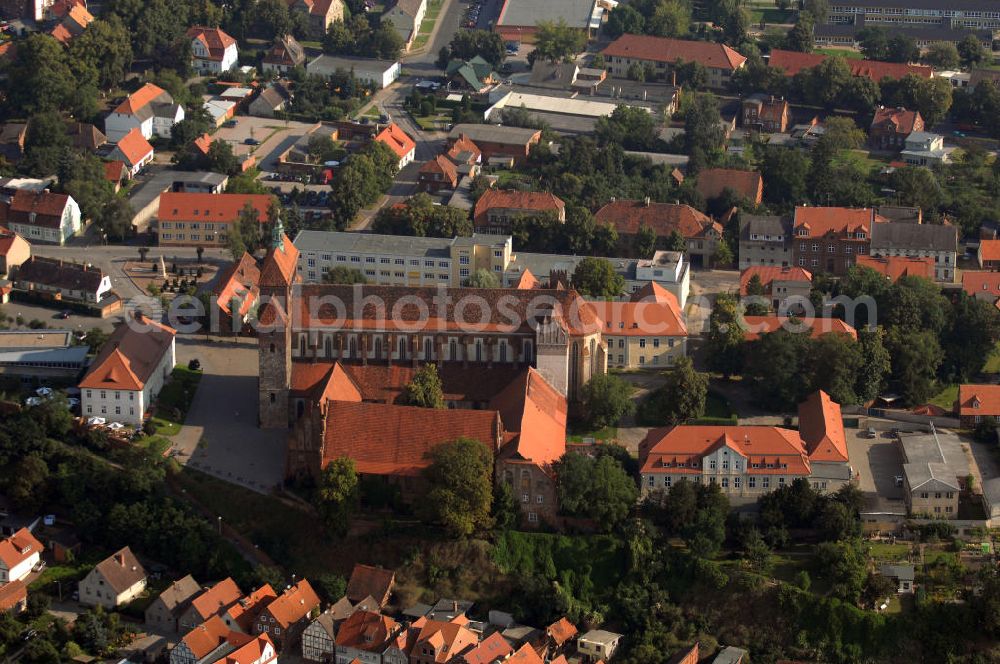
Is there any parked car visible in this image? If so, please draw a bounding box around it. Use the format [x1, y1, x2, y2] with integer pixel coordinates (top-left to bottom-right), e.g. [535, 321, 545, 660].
[866, 426, 877, 438]
[244, 137, 260, 145]
[224, 119, 238, 128]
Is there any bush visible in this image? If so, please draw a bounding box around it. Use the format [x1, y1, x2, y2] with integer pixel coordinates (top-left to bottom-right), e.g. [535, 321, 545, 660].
[143, 420, 158, 436]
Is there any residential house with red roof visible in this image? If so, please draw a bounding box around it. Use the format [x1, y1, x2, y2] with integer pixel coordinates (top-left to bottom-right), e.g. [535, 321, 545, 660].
[179, 579, 244, 634]
[213, 252, 261, 334]
[0, 528, 42, 584]
[334, 609, 403, 664]
[474, 189, 566, 235]
[145, 575, 202, 634]
[418, 155, 459, 192]
[253, 579, 320, 651]
[109, 127, 154, 178]
[0, 580, 26, 615]
[962, 271, 1000, 309]
[448, 124, 540, 165]
[855, 255, 935, 281]
[739, 265, 812, 310]
[79, 547, 147, 608]
[869, 107, 925, 150]
[263, 35, 306, 74]
[48, 2, 93, 43]
[410, 618, 478, 664]
[791, 206, 879, 276]
[171, 615, 233, 664]
[104, 160, 127, 191]
[158, 192, 275, 248]
[346, 564, 395, 608]
[0, 189, 81, 245]
[741, 94, 790, 133]
[601, 34, 746, 89]
[225, 584, 279, 634]
[546, 618, 578, 654]
[288, 0, 346, 36]
[459, 631, 512, 664]
[79, 313, 177, 426]
[588, 283, 687, 370]
[0, 225, 29, 275]
[742, 315, 857, 341]
[188, 26, 239, 74]
[979, 239, 1000, 270]
[13, 256, 111, 303]
[958, 384, 1000, 428]
[214, 633, 278, 664]
[695, 168, 763, 206]
[767, 49, 932, 81]
[639, 390, 851, 501]
[375, 123, 417, 169]
[104, 82, 185, 142]
[593, 199, 722, 265]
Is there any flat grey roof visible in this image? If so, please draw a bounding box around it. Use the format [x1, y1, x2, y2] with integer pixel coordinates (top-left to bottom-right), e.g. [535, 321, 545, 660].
[306, 55, 399, 77]
[0, 330, 73, 349]
[879, 563, 915, 581]
[832, 0, 998, 11]
[507, 251, 646, 281]
[293, 230, 509, 259]
[128, 170, 228, 212]
[0, 346, 89, 365]
[498, 0, 597, 29]
[899, 430, 968, 492]
[579, 629, 622, 644]
[871, 220, 957, 252]
[449, 124, 541, 145]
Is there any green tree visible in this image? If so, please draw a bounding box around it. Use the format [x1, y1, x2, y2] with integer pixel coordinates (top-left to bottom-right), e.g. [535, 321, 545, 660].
[552, 451, 592, 515]
[805, 332, 863, 405]
[580, 374, 635, 429]
[665, 229, 687, 252]
[314, 573, 347, 604]
[68, 15, 133, 90]
[760, 146, 809, 211]
[886, 34, 919, 63]
[958, 34, 988, 68]
[227, 228, 247, 261]
[595, 105, 659, 150]
[683, 93, 725, 169]
[785, 11, 814, 52]
[237, 201, 263, 251]
[316, 457, 358, 535]
[942, 291, 1000, 382]
[420, 438, 494, 537]
[743, 274, 769, 315]
[7, 34, 75, 115]
[639, 356, 708, 425]
[322, 266, 368, 284]
[923, 41, 960, 70]
[466, 269, 500, 288]
[705, 293, 745, 378]
[571, 257, 625, 297]
[857, 26, 889, 60]
[914, 76, 954, 126]
[205, 140, 240, 176]
[812, 539, 868, 603]
[820, 116, 866, 151]
[492, 480, 520, 530]
[531, 19, 587, 63]
[606, 4, 645, 37]
[9, 454, 49, 511]
[554, 451, 637, 530]
[741, 528, 773, 573]
[403, 364, 445, 409]
[743, 329, 811, 409]
[446, 29, 506, 68]
[372, 193, 472, 238]
[856, 326, 892, 403]
[635, 225, 657, 258]
[648, 1, 691, 38]
[888, 166, 943, 213]
[886, 327, 943, 405]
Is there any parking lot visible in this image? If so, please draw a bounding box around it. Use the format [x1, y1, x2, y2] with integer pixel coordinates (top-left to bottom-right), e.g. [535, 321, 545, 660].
[210, 116, 319, 172]
[846, 427, 907, 514]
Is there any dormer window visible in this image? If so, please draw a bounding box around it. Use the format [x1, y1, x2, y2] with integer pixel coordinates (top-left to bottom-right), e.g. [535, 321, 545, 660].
[973, 398, 981, 408]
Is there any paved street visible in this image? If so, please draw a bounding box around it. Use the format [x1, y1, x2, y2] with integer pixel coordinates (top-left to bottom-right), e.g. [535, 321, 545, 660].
[171, 337, 286, 494]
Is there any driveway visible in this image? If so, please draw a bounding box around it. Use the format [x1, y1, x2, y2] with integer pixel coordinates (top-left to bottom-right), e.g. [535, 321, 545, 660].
[170, 337, 286, 493]
[845, 427, 907, 515]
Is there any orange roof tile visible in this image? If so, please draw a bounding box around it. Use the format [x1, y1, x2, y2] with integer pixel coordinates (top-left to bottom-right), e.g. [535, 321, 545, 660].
[104, 160, 126, 183]
[474, 189, 565, 223]
[113, 83, 169, 115]
[594, 200, 715, 238]
[346, 564, 395, 606]
[259, 233, 299, 288]
[695, 168, 763, 205]
[190, 578, 243, 622]
[0, 580, 25, 612]
[262, 579, 319, 629]
[742, 315, 857, 341]
[962, 271, 1000, 302]
[182, 616, 230, 659]
[507, 643, 545, 664]
[336, 610, 399, 651]
[375, 123, 416, 160]
[113, 127, 154, 168]
[798, 390, 848, 463]
[855, 255, 934, 282]
[79, 314, 176, 391]
[447, 134, 481, 162]
[214, 633, 275, 664]
[0, 528, 42, 570]
[546, 618, 577, 647]
[768, 49, 932, 80]
[193, 133, 214, 155]
[420, 155, 458, 186]
[739, 266, 812, 296]
[872, 107, 922, 135]
[159, 192, 273, 225]
[959, 384, 1000, 417]
[462, 631, 513, 664]
[792, 206, 878, 238]
[980, 240, 1000, 262]
[214, 252, 260, 318]
[49, 23, 73, 44]
[187, 26, 237, 61]
[513, 269, 540, 289]
[588, 289, 687, 338]
[641, 425, 811, 475]
[602, 34, 746, 71]
[226, 584, 277, 632]
[322, 401, 501, 476]
[413, 620, 479, 664]
[490, 368, 567, 467]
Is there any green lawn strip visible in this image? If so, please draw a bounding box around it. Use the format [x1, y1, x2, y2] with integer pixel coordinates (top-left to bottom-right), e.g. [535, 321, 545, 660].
[30, 552, 105, 596]
[567, 426, 617, 442]
[151, 366, 203, 434]
[928, 384, 959, 410]
[815, 48, 864, 59]
[984, 341, 1000, 373]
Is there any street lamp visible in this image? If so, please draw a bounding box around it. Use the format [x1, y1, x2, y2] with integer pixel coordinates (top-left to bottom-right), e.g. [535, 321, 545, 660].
[217, 515, 222, 536]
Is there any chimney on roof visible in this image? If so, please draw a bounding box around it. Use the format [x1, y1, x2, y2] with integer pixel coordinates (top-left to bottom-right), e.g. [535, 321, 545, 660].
[114, 552, 125, 566]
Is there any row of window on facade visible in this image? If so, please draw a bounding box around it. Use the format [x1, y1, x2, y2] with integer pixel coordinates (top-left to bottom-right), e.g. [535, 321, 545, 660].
[85, 389, 135, 400]
[160, 222, 223, 229]
[289, 334, 535, 364]
[86, 405, 135, 416]
[161, 233, 227, 242]
[613, 354, 675, 366]
[647, 474, 789, 489]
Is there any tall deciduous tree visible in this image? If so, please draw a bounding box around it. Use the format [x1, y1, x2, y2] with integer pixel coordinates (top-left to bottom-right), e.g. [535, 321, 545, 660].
[639, 356, 708, 425]
[316, 457, 358, 535]
[420, 438, 494, 537]
[580, 374, 635, 429]
[705, 293, 745, 378]
[554, 451, 637, 531]
[856, 326, 891, 403]
[572, 257, 626, 297]
[403, 364, 446, 409]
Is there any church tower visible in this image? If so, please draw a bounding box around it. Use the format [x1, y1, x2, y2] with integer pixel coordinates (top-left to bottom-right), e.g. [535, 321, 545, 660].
[258, 216, 299, 428]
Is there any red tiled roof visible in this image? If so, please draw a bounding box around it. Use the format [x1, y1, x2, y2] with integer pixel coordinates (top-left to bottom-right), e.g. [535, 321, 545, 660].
[0, 226, 26, 257]
[594, 200, 715, 238]
[474, 189, 565, 223]
[187, 26, 237, 61]
[190, 578, 243, 622]
[588, 288, 687, 338]
[448, 134, 481, 163]
[322, 401, 501, 476]
[193, 133, 214, 155]
[0, 580, 25, 612]
[79, 314, 176, 391]
[216, 633, 276, 664]
[214, 252, 260, 319]
[259, 234, 299, 288]
[740, 266, 812, 296]
[513, 269, 540, 289]
[159, 193, 273, 225]
[113, 127, 154, 168]
[768, 49, 932, 80]
[336, 610, 399, 651]
[602, 34, 746, 71]
[346, 564, 395, 606]
[8, 190, 71, 228]
[490, 368, 567, 467]
[375, 123, 416, 160]
[182, 616, 230, 659]
[912, 403, 948, 417]
[695, 168, 763, 205]
[855, 255, 934, 281]
[798, 390, 848, 463]
[980, 240, 1000, 262]
[65, 3, 93, 29]
[262, 579, 319, 629]
[0, 528, 41, 570]
[114, 83, 169, 115]
[462, 631, 513, 664]
[792, 206, 878, 238]
[413, 620, 479, 664]
[641, 425, 811, 475]
[962, 271, 1000, 302]
[871, 107, 922, 135]
[420, 155, 458, 186]
[49, 23, 74, 44]
[507, 643, 544, 664]
[742, 315, 857, 341]
[104, 160, 126, 183]
[959, 384, 1000, 417]
[546, 618, 577, 647]
[227, 584, 277, 632]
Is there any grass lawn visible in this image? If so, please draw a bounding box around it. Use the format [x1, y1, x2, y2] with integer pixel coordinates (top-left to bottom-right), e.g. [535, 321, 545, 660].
[411, 0, 443, 49]
[929, 384, 959, 410]
[138, 436, 172, 457]
[411, 112, 452, 131]
[151, 366, 203, 436]
[748, 7, 794, 23]
[869, 542, 911, 561]
[30, 553, 104, 596]
[834, 149, 888, 174]
[567, 426, 618, 443]
[984, 341, 1000, 373]
[816, 48, 864, 59]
